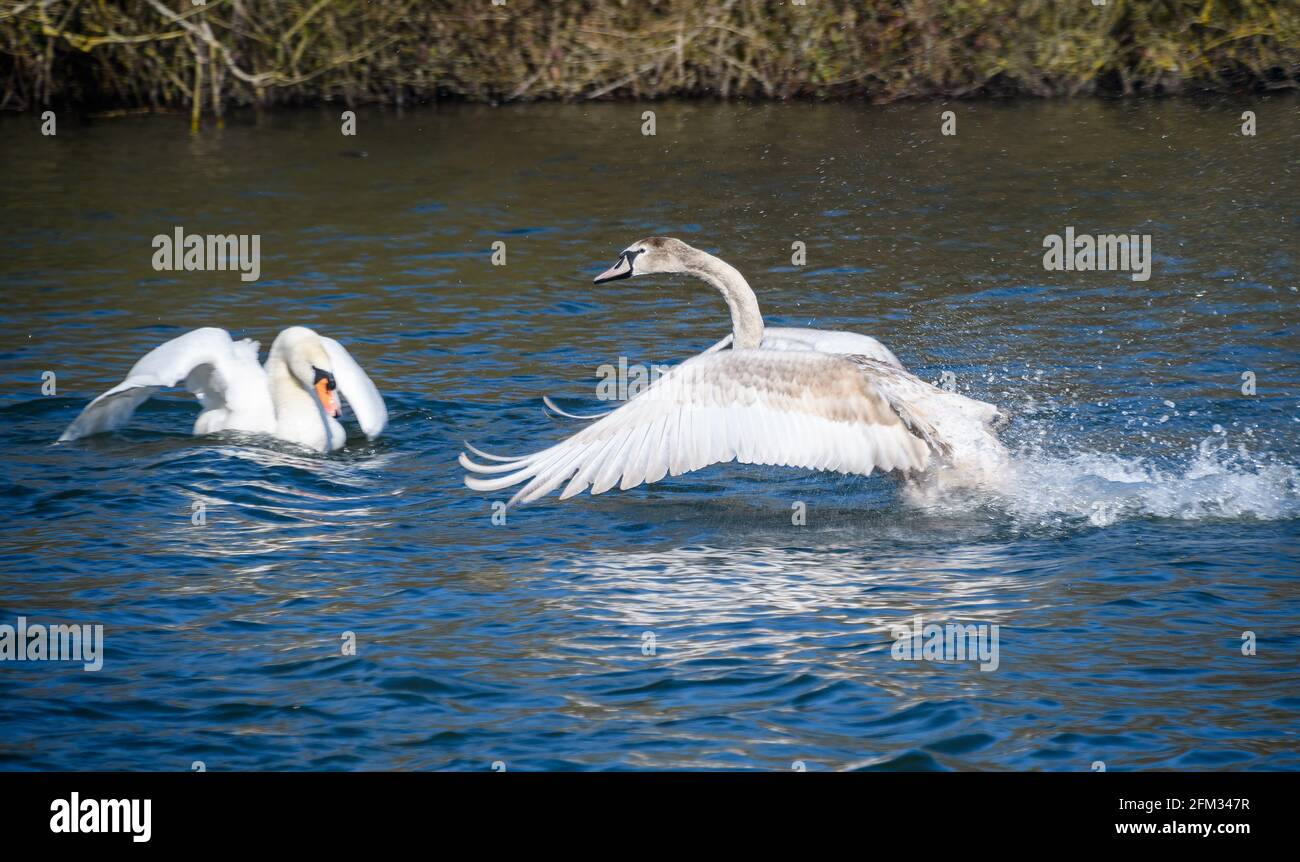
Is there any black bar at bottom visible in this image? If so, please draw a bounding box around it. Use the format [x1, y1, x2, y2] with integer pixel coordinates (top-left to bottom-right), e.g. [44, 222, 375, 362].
[0, 771, 1286, 849]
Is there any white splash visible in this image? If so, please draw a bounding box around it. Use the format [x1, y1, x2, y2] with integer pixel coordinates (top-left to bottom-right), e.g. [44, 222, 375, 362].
[905, 433, 1299, 527]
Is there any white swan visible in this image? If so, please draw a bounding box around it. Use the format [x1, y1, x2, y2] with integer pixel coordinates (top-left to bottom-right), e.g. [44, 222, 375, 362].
[59, 326, 387, 452]
[462, 237, 1007, 505]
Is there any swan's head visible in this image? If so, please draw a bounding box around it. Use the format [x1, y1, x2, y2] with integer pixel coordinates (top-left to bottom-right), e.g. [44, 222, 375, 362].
[271, 326, 342, 419]
[593, 236, 694, 284]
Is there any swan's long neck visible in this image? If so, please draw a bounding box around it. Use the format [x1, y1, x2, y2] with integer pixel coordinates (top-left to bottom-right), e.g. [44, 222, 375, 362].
[264, 354, 313, 418]
[685, 252, 764, 350]
[264, 350, 339, 450]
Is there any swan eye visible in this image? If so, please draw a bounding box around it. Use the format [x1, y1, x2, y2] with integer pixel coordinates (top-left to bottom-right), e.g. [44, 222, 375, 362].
[312, 366, 336, 391]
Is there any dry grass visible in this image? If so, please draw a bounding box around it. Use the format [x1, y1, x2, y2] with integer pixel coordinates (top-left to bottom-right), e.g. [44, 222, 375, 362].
[2, 0, 1296, 119]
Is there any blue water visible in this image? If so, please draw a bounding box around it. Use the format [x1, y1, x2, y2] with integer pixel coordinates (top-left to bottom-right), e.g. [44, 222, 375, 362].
[1, 101, 1297, 770]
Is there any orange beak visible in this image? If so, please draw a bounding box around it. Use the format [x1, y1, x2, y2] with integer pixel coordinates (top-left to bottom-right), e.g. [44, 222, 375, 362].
[315, 377, 341, 418]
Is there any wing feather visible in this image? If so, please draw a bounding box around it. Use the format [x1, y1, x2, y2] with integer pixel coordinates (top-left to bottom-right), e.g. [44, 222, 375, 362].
[59, 328, 248, 442]
[463, 349, 939, 506]
[320, 337, 387, 440]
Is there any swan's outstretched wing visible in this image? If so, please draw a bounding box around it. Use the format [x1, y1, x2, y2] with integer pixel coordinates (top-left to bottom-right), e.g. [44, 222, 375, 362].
[320, 337, 387, 440]
[542, 395, 612, 421]
[462, 349, 939, 506]
[58, 327, 265, 442]
[540, 332, 737, 421]
[539, 329, 902, 423]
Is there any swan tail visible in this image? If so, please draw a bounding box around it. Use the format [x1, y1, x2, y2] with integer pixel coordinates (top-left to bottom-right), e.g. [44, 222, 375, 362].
[233, 338, 261, 364]
[875, 388, 952, 459]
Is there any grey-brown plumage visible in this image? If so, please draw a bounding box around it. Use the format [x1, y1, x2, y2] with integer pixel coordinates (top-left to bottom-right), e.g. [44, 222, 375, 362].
[465, 238, 1007, 505]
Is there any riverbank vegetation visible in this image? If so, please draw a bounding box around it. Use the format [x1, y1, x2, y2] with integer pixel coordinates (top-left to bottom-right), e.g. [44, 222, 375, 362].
[3, 0, 1297, 118]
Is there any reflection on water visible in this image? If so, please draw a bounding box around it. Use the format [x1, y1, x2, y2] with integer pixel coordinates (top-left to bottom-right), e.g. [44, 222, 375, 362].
[0, 98, 1297, 770]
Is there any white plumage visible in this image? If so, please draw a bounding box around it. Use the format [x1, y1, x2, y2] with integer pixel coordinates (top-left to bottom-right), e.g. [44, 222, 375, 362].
[59, 326, 387, 452]
[464, 237, 1008, 506]
[464, 350, 941, 506]
[704, 326, 905, 368]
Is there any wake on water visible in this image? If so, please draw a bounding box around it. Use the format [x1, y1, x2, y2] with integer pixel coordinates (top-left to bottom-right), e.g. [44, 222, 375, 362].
[905, 427, 1299, 528]
[24, 386, 1298, 530]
